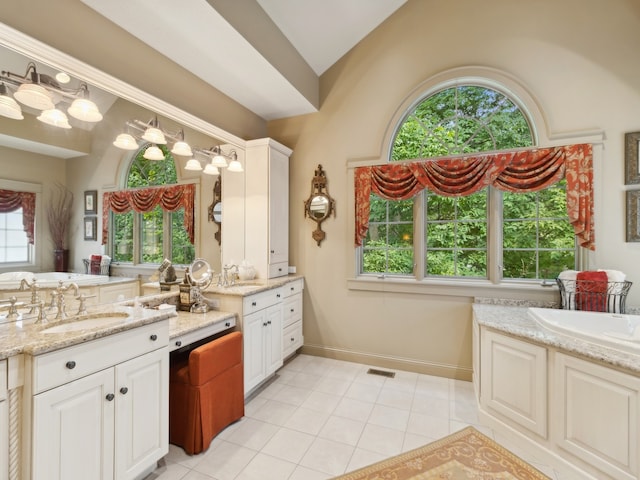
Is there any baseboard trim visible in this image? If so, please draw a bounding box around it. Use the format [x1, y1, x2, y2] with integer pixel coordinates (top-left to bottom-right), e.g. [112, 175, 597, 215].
[300, 344, 472, 381]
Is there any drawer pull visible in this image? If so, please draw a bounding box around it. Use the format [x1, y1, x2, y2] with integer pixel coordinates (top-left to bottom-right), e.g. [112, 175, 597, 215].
[277, 293, 281, 298]
[175, 340, 182, 347]
[290, 337, 295, 342]
[65, 361, 76, 370]
[267, 320, 272, 325]
[150, 334, 158, 341]
[252, 301, 257, 307]
[120, 387, 128, 395]
[263, 322, 268, 327]
[290, 308, 295, 313]
[290, 286, 294, 291]
[106, 393, 115, 401]
[225, 322, 231, 327]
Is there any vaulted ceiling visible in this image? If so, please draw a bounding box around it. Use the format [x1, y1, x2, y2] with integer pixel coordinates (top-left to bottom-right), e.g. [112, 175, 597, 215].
[80, 0, 407, 120]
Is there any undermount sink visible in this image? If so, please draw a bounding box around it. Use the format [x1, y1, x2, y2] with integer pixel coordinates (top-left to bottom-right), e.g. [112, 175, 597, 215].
[41, 312, 131, 334]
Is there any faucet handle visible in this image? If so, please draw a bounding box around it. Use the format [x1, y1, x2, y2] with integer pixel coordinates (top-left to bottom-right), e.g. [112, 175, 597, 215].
[26, 301, 47, 324]
[75, 294, 96, 316]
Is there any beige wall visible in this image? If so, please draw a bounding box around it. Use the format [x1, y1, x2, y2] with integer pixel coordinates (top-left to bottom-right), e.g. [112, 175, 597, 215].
[268, 0, 640, 378]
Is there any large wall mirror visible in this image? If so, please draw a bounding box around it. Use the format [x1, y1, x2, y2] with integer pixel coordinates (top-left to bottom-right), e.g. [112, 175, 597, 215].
[0, 24, 246, 276]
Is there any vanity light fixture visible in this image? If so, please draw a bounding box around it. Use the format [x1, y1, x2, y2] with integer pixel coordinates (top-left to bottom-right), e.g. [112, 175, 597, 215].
[211, 146, 228, 168]
[184, 146, 241, 175]
[114, 117, 195, 160]
[0, 83, 23, 120]
[143, 145, 165, 160]
[227, 151, 243, 172]
[113, 133, 139, 150]
[0, 62, 103, 126]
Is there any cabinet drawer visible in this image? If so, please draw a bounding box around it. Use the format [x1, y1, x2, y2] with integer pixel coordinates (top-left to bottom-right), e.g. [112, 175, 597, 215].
[282, 294, 302, 329]
[282, 321, 303, 359]
[282, 279, 304, 298]
[32, 320, 169, 394]
[269, 262, 288, 278]
[243, 288, 283, 315]
[170, 317, 236, 352]
[0, 359, 6, 401]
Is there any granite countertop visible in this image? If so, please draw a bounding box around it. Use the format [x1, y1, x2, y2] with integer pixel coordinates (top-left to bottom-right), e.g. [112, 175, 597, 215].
[0, 304, 176, 359]
[473, 303, 640, 374]
[170, 309, 236, 338]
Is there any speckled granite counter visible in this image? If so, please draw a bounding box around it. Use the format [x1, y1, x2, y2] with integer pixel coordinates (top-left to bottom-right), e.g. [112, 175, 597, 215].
[170, 309, 235, 338]
[0, 305, 175, 359]
[473, 303, 640, 374]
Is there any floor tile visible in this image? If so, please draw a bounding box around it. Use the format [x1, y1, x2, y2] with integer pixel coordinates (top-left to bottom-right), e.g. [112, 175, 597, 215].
[284, 405, 331, 435]
[318, 415, 366, 446]
[356, 423, 405, 456]
[300, 437, 356, 476]
[367, 404, 410, 431]
[260, 427, 315, 463]
[234, 452, 297, 480]
[192, 440, 257, 480]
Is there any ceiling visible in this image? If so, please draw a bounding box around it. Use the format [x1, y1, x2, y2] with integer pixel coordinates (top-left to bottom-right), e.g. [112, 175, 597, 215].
[80, 0, 407, 120]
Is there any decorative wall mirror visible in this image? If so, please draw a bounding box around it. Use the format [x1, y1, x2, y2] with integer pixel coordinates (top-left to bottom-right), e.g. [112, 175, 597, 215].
[208, 176, 222, 245]
[304, 164, 336, 246]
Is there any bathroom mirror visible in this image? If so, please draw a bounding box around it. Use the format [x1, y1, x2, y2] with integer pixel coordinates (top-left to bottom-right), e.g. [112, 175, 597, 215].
[0, 27, 236, 275]
[304, 164, 336, 246]
[187, 258, 212, 313]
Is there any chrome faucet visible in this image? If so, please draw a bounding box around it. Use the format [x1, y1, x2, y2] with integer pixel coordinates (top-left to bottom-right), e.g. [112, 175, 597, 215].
[219, 264, 238, 287]
[53, 281, 79, 320]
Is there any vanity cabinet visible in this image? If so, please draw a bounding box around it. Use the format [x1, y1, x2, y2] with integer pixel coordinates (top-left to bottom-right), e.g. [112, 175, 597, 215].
[244, 138, 292, 279]
[243, 288, 284, 394]
[26, 321, 169, 480]
[0, 359, 7, 480]
[282, 279, 304, 360]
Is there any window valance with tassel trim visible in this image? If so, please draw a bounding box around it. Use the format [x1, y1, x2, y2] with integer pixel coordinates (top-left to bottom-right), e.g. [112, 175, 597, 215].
[355, 143, 594, 250]
[102, 183, 195, 245]
[0, 189, 36, 244]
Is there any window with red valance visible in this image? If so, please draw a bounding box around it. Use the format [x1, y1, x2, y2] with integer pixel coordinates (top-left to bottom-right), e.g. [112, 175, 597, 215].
[355, 143, 594, 250]
[0, 188, 36, 244]
[102, 183, 195, 245]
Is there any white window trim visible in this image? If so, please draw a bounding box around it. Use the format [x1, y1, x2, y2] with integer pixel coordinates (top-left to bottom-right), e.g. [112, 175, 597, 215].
[347, 66, 605, 299]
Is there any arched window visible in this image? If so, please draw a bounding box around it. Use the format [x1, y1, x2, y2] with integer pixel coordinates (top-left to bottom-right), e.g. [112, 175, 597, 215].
[361, 84, 577, 281]
[112, 144, 195, 265]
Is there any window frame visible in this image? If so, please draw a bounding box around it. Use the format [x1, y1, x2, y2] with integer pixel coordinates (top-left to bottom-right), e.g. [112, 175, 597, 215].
[349, 69, 595, 297]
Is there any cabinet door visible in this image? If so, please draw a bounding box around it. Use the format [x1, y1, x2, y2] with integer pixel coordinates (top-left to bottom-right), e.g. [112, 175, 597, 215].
[32, 369, 115, 480]
[268, 148, 289, 266]
[244, 309, 267, 394]
[115, 347, 169, 480]
[265, 303, 283, 376]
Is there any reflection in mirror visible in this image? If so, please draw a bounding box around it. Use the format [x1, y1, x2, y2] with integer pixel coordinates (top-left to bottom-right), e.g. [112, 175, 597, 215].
[304, 164, 336, 246]
[208, 176, 222, 245]
[187, 258, 212, 313]
[0, 36, 227, 275]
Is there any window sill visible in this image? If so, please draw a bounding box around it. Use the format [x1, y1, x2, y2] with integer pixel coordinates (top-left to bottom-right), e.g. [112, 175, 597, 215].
[347, 275, 560, 302]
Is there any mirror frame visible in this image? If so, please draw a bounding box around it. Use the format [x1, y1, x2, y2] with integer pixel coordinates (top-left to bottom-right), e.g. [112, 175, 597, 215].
[304, 164, 335, 246]
[207, 176, 222, 245]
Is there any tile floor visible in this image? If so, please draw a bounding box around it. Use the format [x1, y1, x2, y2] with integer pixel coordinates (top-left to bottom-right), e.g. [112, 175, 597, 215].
[146, 354, 583, 480]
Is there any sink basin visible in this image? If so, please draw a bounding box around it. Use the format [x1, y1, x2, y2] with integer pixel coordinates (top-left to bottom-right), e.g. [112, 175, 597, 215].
[41, 312, 131, 334]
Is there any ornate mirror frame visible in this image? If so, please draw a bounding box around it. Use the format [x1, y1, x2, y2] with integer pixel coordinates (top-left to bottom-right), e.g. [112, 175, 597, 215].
[304, 164, 336, 246]
[208, 176, 222, 245]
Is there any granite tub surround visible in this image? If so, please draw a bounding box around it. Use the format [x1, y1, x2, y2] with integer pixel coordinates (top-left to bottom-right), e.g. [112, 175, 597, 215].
[472, 303, 640, 374]
[0, 303, 176, 359]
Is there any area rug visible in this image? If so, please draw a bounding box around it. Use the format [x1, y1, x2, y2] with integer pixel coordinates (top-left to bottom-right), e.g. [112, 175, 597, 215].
[332, 426, 550, 480]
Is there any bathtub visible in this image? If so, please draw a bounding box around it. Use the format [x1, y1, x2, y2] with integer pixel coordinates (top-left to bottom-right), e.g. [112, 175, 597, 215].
[0, 271, 110, 289]
[528, 307, 640, 355]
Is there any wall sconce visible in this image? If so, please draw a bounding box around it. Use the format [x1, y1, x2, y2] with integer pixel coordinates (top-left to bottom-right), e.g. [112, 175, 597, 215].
[0, 62, 103, 126]
[113, 116, 194, 160]
[184, 146, 243, 174]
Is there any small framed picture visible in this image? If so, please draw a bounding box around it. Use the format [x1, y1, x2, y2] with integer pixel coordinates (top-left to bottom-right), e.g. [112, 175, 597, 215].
[625, 132, 640, 185]
[84, 216, 97, 241]
[84, 190, 97, 214]
[626, 190, 640, 242]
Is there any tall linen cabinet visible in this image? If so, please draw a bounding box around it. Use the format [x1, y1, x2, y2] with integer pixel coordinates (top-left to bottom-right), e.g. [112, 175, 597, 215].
[244, 138, 292, 279]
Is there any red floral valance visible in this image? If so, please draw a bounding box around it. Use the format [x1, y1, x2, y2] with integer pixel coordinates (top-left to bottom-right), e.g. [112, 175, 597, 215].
[355, 143, 594, 250]
[0, 189, 36, 244]
[102, 184, 195, 245]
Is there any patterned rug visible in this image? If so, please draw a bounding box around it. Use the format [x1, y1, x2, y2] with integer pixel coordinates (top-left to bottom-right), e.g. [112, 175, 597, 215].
[332, 426, 551, 480]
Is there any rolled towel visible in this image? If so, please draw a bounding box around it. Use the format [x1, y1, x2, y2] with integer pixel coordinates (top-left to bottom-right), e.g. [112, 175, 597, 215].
[598, 269, 626, 282]
[576, 270, 608, 312]
[558, 269, 578, 281]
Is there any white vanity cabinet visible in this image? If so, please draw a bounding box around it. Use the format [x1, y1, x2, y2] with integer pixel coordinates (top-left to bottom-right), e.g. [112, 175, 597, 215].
[244, 138, 292, 279]
[26, 321, 169, 480]
[480, 328, 548, 438]
[282, 279, 304, 360]
[243, 288, 284, 394]
[0, 359, 7, 480]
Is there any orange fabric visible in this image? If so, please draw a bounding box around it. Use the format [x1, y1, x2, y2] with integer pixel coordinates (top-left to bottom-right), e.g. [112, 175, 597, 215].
[355, 143, 594, 250]
[576, 270, 608, 312]
[169, 331, 244, 455]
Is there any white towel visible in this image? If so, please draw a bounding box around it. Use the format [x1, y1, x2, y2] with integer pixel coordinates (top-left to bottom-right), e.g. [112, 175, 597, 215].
[598, 269, 626, 282]
[557, 270, 578, 310]
[558, 269, 578, 281]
